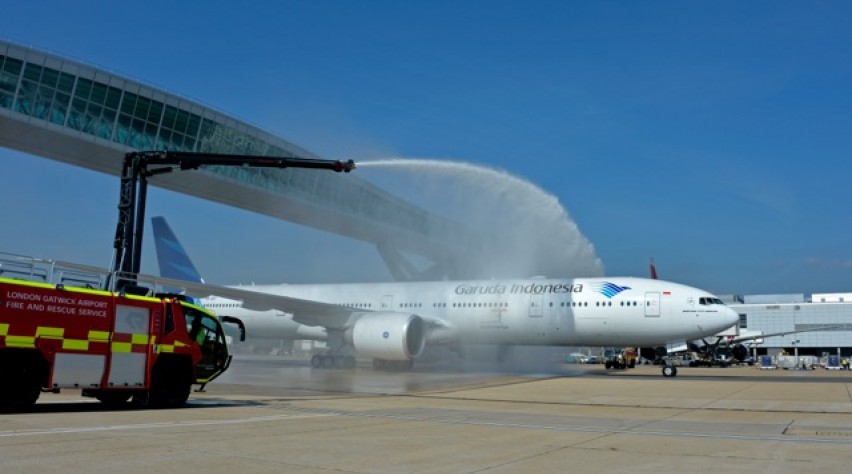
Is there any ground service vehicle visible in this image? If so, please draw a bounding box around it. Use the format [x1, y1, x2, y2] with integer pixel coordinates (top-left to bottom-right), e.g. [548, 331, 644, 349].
[0, 272, 231, 410]
[604, 347, 637, 370]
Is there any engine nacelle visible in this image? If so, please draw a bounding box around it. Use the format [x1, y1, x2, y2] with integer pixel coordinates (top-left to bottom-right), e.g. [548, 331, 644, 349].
[348, 313, 426, 360]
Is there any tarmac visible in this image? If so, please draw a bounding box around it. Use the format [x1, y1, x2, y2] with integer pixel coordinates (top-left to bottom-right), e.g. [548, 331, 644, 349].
[2, 357, 852, 473]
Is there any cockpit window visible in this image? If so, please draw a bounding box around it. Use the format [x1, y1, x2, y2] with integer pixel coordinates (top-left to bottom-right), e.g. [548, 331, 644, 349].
[699, 297, 724, 305]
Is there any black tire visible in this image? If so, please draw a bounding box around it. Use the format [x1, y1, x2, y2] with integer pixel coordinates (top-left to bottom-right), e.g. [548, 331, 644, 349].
[146, 358, 193, 408]
[0, 379, 41, 411]
[662, 365, 677, 377]
[0, 351, 45, 412]
[310, 355, 322, 368]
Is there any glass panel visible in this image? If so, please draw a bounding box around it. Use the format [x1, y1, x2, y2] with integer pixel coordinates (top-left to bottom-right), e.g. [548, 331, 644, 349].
[148, 100, 163, 123]
[41, 68, 59, 88]
[75, 78, 92, 99]
[99, 108, 116, 139]
[130, 118, 146, 148]
[50, 94, 68, 125]
[156, 131, 169, 150]
[121, 92, 137, 115]
[54, 92, 71, 109]
[105, 86, 121, 109]
[0, 91, 11, 109]
[87, 103, 102, 121]
[186, 113, 200, 137]
[170, 132, 183, 151]
[68, 98, 87, 130]
[90, 82, 107, 105]
[23, 63, 41, 82]
[2, 57, 22, 75]
[162, 105, 177, 129]
[198, 119, 216, 151]
[14, 80, 36, 115]
[81, 104, 96, 134]
[174, 109, 188, 133]
[134, 97, 150, 121]
[116, 114, 131, 144]
[35, 85, 53, 119]
[145, 122, 158, 148]
[57, 72, 74, 93]
[0, 71, 17, 94]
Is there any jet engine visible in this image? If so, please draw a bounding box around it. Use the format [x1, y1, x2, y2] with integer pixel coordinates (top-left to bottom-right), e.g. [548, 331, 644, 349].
[347, 313, 426, 360]
[730, 343, 749, 362]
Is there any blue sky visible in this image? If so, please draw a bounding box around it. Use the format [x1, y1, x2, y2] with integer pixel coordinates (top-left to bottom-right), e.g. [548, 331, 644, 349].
[2, 1, 851, 295]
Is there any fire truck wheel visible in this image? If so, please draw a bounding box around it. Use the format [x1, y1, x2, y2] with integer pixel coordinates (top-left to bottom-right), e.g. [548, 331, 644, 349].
[0, 381, 41, 411]
[0, 357, 43, 411]
[147, 359, 193, 408]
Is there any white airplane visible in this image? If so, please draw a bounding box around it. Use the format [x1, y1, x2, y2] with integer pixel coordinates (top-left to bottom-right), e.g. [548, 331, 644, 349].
[152, 217, 739, 377]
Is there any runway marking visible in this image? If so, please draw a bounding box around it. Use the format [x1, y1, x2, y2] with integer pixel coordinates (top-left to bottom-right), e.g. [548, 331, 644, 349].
[0, 412, 331, 438]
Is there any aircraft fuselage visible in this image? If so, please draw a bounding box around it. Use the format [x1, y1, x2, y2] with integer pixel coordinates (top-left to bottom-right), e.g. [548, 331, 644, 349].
[238, 276, 738, 347]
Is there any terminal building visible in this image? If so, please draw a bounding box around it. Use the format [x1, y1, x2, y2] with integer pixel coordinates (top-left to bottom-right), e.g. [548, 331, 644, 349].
[2, 40, 851, 357]
[728, 293, 852, 359]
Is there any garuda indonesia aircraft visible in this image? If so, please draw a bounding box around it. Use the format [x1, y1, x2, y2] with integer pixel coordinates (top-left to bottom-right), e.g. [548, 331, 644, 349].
[152, 217, 738, 377]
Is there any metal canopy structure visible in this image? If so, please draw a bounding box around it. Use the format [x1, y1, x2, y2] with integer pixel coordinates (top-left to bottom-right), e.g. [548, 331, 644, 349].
[0, 40, 478, 280]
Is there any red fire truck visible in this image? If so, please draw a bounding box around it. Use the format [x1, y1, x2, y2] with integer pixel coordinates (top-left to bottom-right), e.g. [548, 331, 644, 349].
[0, 274, 231, 410]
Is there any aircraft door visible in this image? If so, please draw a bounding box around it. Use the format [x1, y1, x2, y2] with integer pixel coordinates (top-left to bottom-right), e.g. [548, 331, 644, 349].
[528, 294, 544, 318]
[645, 292, 660, 317]
[381, 295, 394, 310]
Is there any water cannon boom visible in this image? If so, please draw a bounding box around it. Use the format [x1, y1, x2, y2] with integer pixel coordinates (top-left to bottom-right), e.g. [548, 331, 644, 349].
[109, 150, 355, 290]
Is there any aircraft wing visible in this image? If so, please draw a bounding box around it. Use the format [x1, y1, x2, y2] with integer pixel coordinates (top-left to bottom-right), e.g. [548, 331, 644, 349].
[721, 326, 842, 345]
[135, 274, 451, 331]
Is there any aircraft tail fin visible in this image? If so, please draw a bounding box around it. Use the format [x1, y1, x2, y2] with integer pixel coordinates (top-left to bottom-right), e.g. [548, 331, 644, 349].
[151, 216, 205, 283]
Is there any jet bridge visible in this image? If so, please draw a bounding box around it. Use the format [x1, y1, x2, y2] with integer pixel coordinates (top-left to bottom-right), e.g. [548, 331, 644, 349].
[0, 39, 479, 281]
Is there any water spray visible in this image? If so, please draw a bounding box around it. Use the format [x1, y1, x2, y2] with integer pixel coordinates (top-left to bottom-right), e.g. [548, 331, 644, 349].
[357, 157, 603, 279]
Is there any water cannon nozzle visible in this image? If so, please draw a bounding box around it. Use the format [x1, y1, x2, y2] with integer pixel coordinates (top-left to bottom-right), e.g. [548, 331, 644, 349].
[338, 159, 356, 172]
